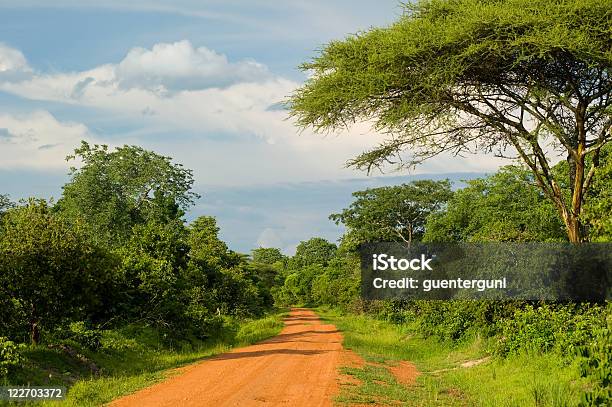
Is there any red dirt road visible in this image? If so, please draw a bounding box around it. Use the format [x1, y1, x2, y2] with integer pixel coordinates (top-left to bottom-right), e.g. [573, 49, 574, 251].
[110, 308, 347, 407]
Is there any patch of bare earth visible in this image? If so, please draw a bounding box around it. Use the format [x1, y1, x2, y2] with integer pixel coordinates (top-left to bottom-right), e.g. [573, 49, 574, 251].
[387, 361, 420, 386]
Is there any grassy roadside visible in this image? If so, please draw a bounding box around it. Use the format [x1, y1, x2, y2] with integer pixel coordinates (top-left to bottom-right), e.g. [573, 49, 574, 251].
[318, 307, 589, 406]
[3, 311, 286, 407]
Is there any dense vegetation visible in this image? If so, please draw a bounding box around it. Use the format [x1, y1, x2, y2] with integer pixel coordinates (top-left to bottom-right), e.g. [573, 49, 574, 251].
[1, 2, 611, 404]
[0, 143, 284, 404]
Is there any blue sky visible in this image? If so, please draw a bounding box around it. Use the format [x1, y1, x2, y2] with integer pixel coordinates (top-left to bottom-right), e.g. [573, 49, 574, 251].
[0, 1, 505, 253]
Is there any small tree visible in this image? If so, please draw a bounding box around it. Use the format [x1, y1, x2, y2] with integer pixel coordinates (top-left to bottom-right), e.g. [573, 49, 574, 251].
[290, 0, 612, 242]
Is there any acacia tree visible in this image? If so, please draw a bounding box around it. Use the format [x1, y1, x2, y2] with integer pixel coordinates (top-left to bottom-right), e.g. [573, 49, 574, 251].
[290, 0, 612, 242]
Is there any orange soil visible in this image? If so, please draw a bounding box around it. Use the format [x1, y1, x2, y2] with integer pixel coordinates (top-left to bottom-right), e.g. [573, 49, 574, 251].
[109, 308, 352, 407]
[387, 361, 420, 386]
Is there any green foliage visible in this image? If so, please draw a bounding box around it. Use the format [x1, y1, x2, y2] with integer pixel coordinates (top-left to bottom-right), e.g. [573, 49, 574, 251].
[492, 304, 608, 357]
[291, 237, 337, 267]
[576, 315, 611, 406]
[0, 200, 116, 344]
[234, 315, 284, 346]
[330, 179, 452, 247]
[117, 220, 190, 330]
[251, 247, 286, 265]
[424, 166, 566, 242]
[65, 322, 103, 351]
[291, 0, 612, 242]
[0, 337, 24, 377]
[57, 142, 199, 247]
[321, 309, 587, 406]
[291, 0, 612, 165]
[188, 216, 238, 269]
[0, 194, 14, 215]
[583, 145, 612, 242]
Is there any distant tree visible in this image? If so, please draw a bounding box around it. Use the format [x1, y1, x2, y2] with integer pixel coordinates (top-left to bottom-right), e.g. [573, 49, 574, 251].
[330, 180, 452, 246]
[57, 142, 199, 246]
[423, 167, 566, 242]
[290, 0, 612, 242]
[292, 238, 337, 267]
[251, 247, 286, 265]
[0, 201, 113, 344]
[0, 194, 13, 215]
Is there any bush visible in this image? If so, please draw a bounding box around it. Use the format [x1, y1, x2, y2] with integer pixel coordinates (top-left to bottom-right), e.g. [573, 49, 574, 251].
[67, 322, 103, 350]
[576, 316, 611, 406]
[99, 330, 141, 352]
[0, 337, 24, 377]
[493, 304, 608, 357]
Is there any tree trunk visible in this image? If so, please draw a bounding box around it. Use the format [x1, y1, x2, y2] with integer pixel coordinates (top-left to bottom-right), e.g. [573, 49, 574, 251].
[566, 106, 587, 243]
[29, 303, 40, 345]
[30, 318, 40, 345]
[566, 214, 582, 243]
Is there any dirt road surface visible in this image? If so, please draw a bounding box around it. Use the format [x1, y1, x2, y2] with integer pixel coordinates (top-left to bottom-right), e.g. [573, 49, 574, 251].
[110, 308, 346, 407]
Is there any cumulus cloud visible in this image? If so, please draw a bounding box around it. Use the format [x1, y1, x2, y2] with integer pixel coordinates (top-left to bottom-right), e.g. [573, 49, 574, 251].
[0, 111, 94, 169]
[115, 40, 271, 91]
[0, 43, 33, 81]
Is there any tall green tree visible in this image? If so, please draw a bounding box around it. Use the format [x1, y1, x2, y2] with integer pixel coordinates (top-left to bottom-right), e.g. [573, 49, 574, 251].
[0, 201, 114, 344]
[290, 0, 612, 242]
[330, 179, 452, 246]
[57, 142, 199, 246]
[188, 216, 242, 270]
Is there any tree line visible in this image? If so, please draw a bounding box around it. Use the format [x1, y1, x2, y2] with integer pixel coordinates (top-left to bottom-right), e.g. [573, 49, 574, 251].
[0, 142, 278, 348]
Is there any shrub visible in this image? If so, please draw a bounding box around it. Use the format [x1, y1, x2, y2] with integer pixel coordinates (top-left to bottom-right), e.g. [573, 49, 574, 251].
[0, 337, 24, 377]
[493, 304, 608, 357]
[67, 322, 103, 350]
[576, 317, 611, 406]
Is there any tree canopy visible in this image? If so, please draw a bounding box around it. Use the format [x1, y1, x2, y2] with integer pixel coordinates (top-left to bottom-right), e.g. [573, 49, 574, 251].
[57, 142, 199, 246]
[0, 201, 114, 344]
[251, 247, 286, 265]
[292, 238, 337, 267]
[330, 179, 452, 246]
[290, 0, 612, 242]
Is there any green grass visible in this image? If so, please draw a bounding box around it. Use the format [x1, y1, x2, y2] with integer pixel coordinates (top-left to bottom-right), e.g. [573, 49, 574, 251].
[3, 312, 285, 406]
[318, 307, 589, 406]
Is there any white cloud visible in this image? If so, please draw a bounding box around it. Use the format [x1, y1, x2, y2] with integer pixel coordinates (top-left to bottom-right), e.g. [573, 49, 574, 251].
[256, 228, 284, 249]
[0, 41, 508, 182]
[116, 40, 271, 91]
[0, 43, 33, 81]
[0, 111, 94, 169]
